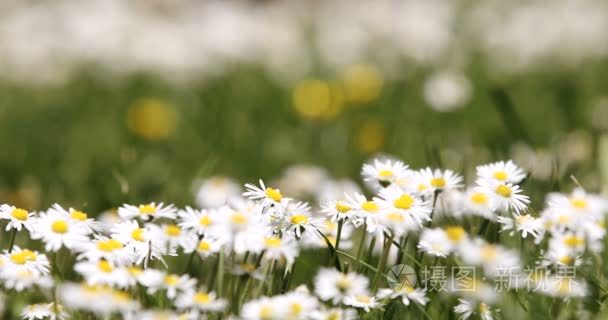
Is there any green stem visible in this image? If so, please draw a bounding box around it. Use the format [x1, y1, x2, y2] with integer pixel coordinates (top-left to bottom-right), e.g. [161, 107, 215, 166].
[354, 224, 367, 271]
[217, 250, 225, 297]
[334, 220, 344, 253]
[372, 233, 393, 292]
[7, 229, 17, 253]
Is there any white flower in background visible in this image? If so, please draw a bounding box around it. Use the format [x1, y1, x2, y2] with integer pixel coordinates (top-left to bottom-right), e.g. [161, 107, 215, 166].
[30, 210, 89, 252]
[241, 296, 285, 320]
[309, 308, 358, 320]
[453, 299, 495, 320]
[463, 188, 496, 220]
[0, 204, 34, 232]
[418, 226, 467, 257]
[423, 70, 471, 112]
[110, 220, 169, 267]
[58, 283, 139, 316]
[277, 165, 329, 198]
[178, 207, 219, 236]
[194, 237, 225, 258]
[377, 284, 429, 306]
[457, 239, 521, 277]
[414, 167, 463, 194]
[97, 209, 121, 233]
[75, 236, 130, 266]
[260, 235, 299, 266]
[343, 294, 380, 312]
[118, 202, 177, 221]
[138, 269, 196, 299]
[194, 176, 241, 209]
[21, 303, 66, 320]
[475, 179, 529, 213]
[175, 290, 227, 312]
[497, 212, 544, 243]
[243, 179, 287, 208]
[74, 259, 132, 288]
[149, 223, 198, 253]
[314, 268, 369, 304]
[346, 193, 383, 233]
[47, 204, 101, 234]
[362, 158, 412, 190]
[2, 268, 53, 292]
[276, 291, 320, 320]
[476, 160, 526, 185]
[377, 186, 432, 227]
[1, 247, 50, 276]
[549, 232, 587, 254]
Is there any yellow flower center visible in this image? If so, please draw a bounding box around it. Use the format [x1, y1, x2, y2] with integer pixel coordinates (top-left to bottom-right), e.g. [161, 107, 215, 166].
[128, 266, 143, 276]
[386, 212, 405, 222]
[265, 188, 283, 202]
[479, 303, 489, 313]
[230, 212, 248, 225]
[445, 226, 466, 243]
[496, 184, 512, 198]
[165, 224, 181, 237]
[194, 292, 211, 304]
[493, 171, 508, 181]
[97, 239, 123, 252]
[559, 255, 574, 265]
[398, 283, 415, 293]
[10, 250, 37, 264]
[199, 215, 212, 226]
[259, 306, 273, 320]
[240, 263, 256, 273]
[563, 235, 585, 247]
[290, 303, 303, 315]
[418, 184, 428, 191]
[290, 214, 309, 225]
[70, 210, 88, 221]
[470, 192, 488, 205]
[98, 260, 113, 273]
[336, 276, 352, 291]
[378, 169, 394, 180]
[264, 237, 282, 248]
[198, 240, 211, 252]
[394, 194, 414, 210]
[356, 295, 372, 303]
[51, 220, 69, 234]
[430, 177, 446, 188]
[164, 275, 179, 286]
[515, 215, 532, 225]
[131, 228, 145, 242]
[335, 202, 351, 213]
[481, 245, 497, 262]
[570, 198, 587, 210]
[11, 208, 29, 221]
[362, 201, 379, 213]
[138, 204, 156, 215]
[557, 214, 571, 224]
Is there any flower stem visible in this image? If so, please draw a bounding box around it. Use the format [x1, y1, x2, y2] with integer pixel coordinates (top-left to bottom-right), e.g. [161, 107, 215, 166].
[217, 250, 225, 297]
[354, 224, 367, 271]
[372, 233, 393, 292]
[7, 229, 17, 253]
[334, 220, 344, 253]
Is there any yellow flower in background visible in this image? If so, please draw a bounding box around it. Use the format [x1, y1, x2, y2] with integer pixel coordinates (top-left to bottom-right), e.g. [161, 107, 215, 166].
[126, 98, 178, 141]
[292, 79, 344, 121]
[341, 64, 383, 105]
[355, 119, 385, 154]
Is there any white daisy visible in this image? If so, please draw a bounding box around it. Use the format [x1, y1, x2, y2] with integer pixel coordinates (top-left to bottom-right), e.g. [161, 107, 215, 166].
[277, 201, 323, 238]
[243, 179, 288, 207]
[362, 158, 412, 190]
[314, 268, 369, 304]
[454, 299, 495, 320]
[477, 160, 526, 185]
[21, 303, 66, 320]
[1, 246, 50, 277]
[462, 188, 496, 220]
[30, 209, 89, 252]
[346, 193, 383, 233]
[0, 204, 34, 232]
[138, 269, 197, 299]
[175, 290, 227, 312]
[497, 212, 544, 243]
[178, 207, 219, 236]
[75, 236, 131, 266]
[321, 199, 356, 222]
[475, 179, 529, 213]
[194, 176, 241, 209]
[110, 220, 169, 267]
[118, 202, 177, 221]
[47, 204, 101, 234]
[414, 167, 463, 194]
[74, 259, 132, 288]
[377, 285, 429, 306]
[343, 294, 380, 312]
[418, 226, 467, 257]
[377, 186, 432, 227]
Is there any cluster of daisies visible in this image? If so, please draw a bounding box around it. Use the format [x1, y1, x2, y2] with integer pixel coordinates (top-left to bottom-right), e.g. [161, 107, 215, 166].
[0, 158, 605, 320]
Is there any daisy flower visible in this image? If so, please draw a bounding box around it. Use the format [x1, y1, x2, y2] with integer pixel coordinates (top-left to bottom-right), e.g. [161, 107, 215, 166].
[477, 160, 526, 185]
[30, 209, 89, 252]
[194, 237, 225, 258]
[414, 167, 463, 194]
[462, 188, 496, 220]
[118, 202, 177, 221]
[475, 179, 529, 213]
[178, 207, 219, 236]
[243, 179, 288, 207]
[277, 201, 323, 238]
[454, 299, 495, 320]
[346, 193, 383, 233]
[75, 236, 130, 266]
[343, 294, 380, 312]
[2, 269, 53, 292]
[149, 223, 198, 253]
[497, 212, 544, 243]
[58, 283, 139, 316]
[314, 268, 369, 304]
[418, 226, 467, 257]
[362, 158, 412, 190]
[74, 259, 132, 288]
[194, 176, 241, 209]
[377, 284, 429, 306]
[310, 308, 358, 320]
[1, 246, 50, 276]
[457, 239, 521, 277]
[110, 220, 168, 267]
[377, 186, 432, 227]
[277, 291, 320, 319]
[47, 204, 100, 234]
[175, 290, 227, 313]
[0, 204, 34, 232]
[321, 199, 356, 222]
[138, 269, 197, 299]
[260, 235, 299, 266]
[21, 303, 66, 320]
[241, 297, 284, 320]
